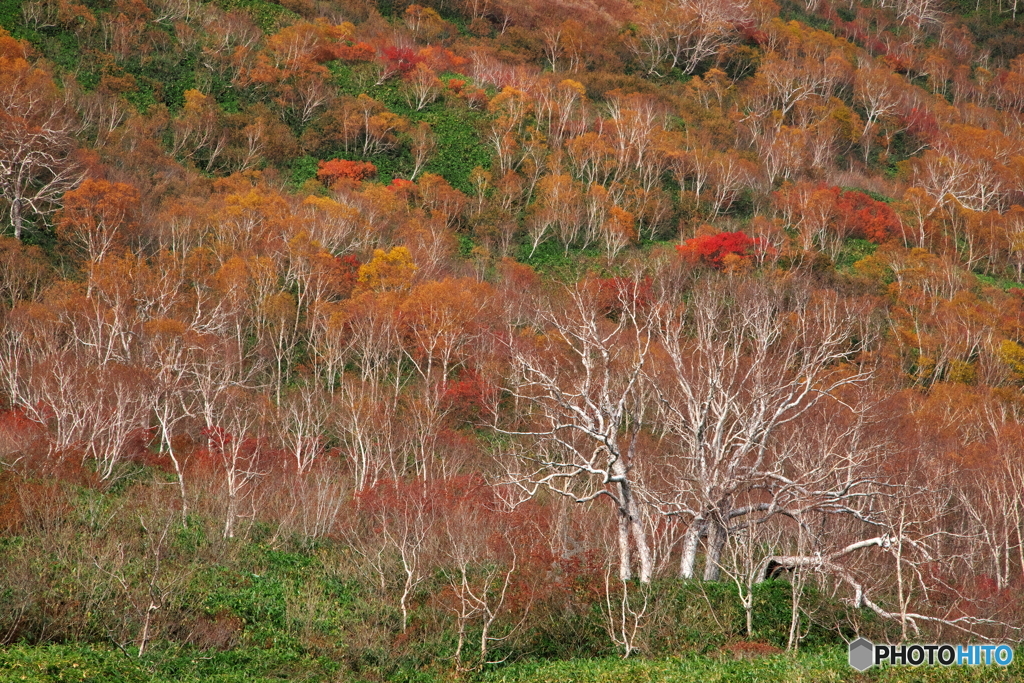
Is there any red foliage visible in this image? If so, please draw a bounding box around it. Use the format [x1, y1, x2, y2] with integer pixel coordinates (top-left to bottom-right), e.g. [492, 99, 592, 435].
[880, 53, 912, 74]
[902, 107, 940, 144]
[382, 46, 423, 76]
[587, 276, 654, 318]
[317, 159, 377, 185]
[974, 574, 1000, 599]
[498, 258, 540, 290]
[0, 406, 43, 437]
[334, 253, 360, 296]
[386, 177, 418, 200]
[772, 183, 903, 245]
[737, 22, 768, 46]
[352, 475, 494, 524]
[348, 474, 593, 620]
[201, 425, 235, 449]
[125, 426, 160, 466]
[0, 408, 48, 477]
[191, 426, 262, 475]
[835, 190, 902, 243]
[677, 231, 761, 269]
[442, 367, 497, 423]
[0, 475, 69, 533]
[867, 37, 886, 54]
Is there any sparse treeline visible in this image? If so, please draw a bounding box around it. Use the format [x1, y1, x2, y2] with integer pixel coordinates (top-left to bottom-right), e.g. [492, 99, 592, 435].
[2, 0, 1024, 669]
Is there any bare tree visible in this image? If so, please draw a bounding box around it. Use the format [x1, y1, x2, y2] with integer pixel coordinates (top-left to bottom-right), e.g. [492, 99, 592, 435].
[278, 383, 330, 475]
[854, 62, 907, 161]
[190, 337, 265, 539]
[494, 279, 656, 582]
[628, 0, 751, 76]
[650, 275, 877, 581]
[409, 122, 436, 181]
[2, 47, 88, 237]
[443, 513, 521, 669]
[601, 569, 650, 657]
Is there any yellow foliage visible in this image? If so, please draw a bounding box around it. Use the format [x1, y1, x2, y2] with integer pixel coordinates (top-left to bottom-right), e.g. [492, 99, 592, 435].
[828, 101, 862, 146]
[559, 79, 586, 97]
[721, 252, 753, 275]
[852, 255, 887, 280]
[357, 246, 417, 293]
[488, 86, 531, 119]
[261, 291, 297, 328]
[182, 88, 214, 116]
[947, 359, 976, 385]
[998, 339, 1024, 380]
[143, 317, 187, 339]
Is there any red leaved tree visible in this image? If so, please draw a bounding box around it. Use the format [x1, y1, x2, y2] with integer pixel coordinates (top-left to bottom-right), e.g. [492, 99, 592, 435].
[377, 46, 423, 84]
[676, 230, 760, 270]
[835, 190, 902, 244]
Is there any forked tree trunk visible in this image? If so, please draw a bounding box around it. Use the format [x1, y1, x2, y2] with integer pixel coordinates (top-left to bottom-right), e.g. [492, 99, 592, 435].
[616, 475, 653, 582]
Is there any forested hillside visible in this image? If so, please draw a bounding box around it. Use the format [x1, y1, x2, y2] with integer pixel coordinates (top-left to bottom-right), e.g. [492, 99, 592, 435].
[2, 0, 1024, 680]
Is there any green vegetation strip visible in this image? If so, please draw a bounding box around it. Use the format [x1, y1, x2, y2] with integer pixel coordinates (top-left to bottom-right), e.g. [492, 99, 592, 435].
[2, 646, 1022, 683]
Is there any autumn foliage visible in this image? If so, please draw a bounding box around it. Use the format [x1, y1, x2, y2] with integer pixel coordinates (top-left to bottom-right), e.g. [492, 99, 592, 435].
[382, 46, 423, 77]
[835, 190, 902, 243]
[317, 158, 377, 185]
[676, 230, 761, 269]
[4, 0, 1024, 670]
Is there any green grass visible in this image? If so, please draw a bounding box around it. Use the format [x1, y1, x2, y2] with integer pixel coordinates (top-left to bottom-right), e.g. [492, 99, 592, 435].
[325, 64, 491, 192]
[3, 646, 1021, 683]
[418, 96, 492, 193]
[479, 652, 1023, 682]
[516, 240, 607, 280]
[0, 0, 24, 34]
[214, 0, 301, 33]
[0, 643, 337, 683]
[778, 0, 836, 33]
[834, 238, 879, 271]
[973, 272, 1024, 292]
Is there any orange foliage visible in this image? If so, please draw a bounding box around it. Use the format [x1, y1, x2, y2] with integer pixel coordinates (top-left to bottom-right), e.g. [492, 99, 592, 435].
[56, 178, 140, 260]
[317, 158, 377, 186]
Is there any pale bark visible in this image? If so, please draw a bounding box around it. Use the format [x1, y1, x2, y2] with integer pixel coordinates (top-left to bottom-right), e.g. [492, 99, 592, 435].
[652, 276, 877, 582]
[496, 279, 655, 582]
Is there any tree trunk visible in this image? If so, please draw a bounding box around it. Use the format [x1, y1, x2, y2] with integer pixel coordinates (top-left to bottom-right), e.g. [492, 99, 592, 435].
[224, 482, 237, 539]
[616, 474, 653, 583]
[159, 418, 189, 526]
[702, 516, 727, 581]
[617, 506, 632, 582]
[679, 519, 703, 579]
[630, 509, 653, 583]
[11, 198, 23, 240]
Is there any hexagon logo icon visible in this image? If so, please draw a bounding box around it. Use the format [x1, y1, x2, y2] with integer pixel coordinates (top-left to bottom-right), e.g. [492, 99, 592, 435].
[849, 637, 874, 671]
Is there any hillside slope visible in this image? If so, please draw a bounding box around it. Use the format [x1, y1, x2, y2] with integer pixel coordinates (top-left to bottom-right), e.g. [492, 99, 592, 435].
[2, 0, 1024, 679]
